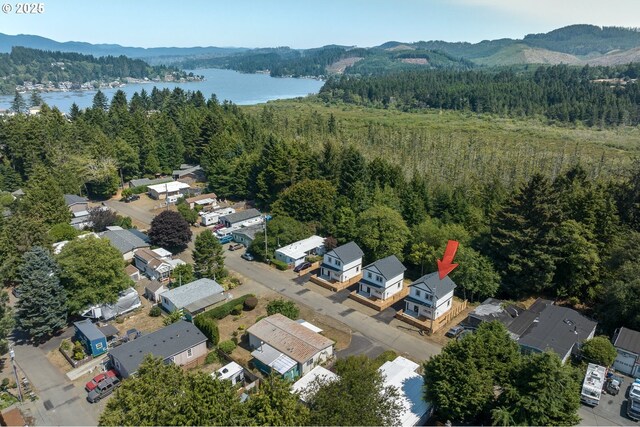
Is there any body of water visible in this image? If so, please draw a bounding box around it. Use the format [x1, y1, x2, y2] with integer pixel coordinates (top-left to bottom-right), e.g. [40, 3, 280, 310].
[0, 68, 325, 113]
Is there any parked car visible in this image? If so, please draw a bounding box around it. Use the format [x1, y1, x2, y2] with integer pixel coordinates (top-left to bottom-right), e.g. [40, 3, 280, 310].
[445, 326, 464, 338]
[630, 381, 640, 401]
[241, 252, 255, 261]
[293, 261, 312, 273]
[122, 194, 140, 203]
[218, 235, 233, 244]
[229, 243, 244, 251]
[629, 397, 640, 421]
[211, 223, 225, 231]
[605, 372, 623, 395]
[87, 376, 120, 403]
[85, 369, 117, 392]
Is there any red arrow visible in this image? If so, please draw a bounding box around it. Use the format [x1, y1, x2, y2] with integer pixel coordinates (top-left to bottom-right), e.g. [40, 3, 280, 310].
[437, 240, 459, 279]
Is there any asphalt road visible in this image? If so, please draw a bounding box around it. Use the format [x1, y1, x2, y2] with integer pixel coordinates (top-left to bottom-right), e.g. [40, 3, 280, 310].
[578, 373, 636, 426]
[12, 338, 99, 426]
[224, 249, 443, 361]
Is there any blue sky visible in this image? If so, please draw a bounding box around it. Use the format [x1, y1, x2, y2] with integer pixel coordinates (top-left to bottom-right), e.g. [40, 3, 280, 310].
[1, 0, 639, 48]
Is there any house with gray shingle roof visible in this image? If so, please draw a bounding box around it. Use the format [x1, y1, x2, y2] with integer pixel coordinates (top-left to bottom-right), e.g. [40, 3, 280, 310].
[160, 278, 228, 320]
[99, 226, 150, 260]
[219, 208, 263, 229]
[358, 255, 406, 301]
[64, 194, 91, 230]
[404, 272, 456, 321]
[320, 241, 364, 283]
[108, 320, 207, 378]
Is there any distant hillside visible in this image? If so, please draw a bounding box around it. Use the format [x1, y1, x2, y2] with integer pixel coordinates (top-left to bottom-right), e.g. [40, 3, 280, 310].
[0, 46, 191, 95]
[0, 33, 248, 64]
[474, 44, 583, 66]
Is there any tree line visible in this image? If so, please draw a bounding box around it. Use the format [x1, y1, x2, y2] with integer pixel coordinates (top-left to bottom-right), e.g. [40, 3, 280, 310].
[0, 46, 186, 94]
[319, 64, 640, 126]
[1, 87, 639, 332]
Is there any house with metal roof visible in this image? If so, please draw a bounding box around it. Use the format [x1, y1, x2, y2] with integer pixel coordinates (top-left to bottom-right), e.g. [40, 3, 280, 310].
[147, 181, 191, 201]
[320, 241, 364, 283]
[403, 272, 456, 321]
[247, 313, 334, 380]
[513, 301, 596, 363]
[357, 255, 406, 301]
[291, 366, 339, 402]
[220, 208, 263, 229]
[108, 320, 207, 378]
[380, 356, 433, 426]
[186, 192, 218, 210]
[128, 177, 173, 189]
[613, 327, 640, 376]
[275, 235, 326, 267]
[99, 226, 150, 260]
[160, 278, 228, 320]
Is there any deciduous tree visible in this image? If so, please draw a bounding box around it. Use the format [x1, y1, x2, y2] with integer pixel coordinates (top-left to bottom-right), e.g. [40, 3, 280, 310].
[245, 374, 310, 426]
[148, 210, 192, 252]
[581, 336, 617, 367]
[356, 205, 409, 262]
[57, 237, 132, 314]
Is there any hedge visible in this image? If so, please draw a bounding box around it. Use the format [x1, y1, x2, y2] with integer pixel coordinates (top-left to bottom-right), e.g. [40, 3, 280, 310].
[271, 259, 289, 271]
[194, 315, 220, 345]
[200, 294, 255, 320]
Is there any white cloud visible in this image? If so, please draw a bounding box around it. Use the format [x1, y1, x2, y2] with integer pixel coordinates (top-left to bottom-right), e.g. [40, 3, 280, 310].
[453, 0, 640, 29]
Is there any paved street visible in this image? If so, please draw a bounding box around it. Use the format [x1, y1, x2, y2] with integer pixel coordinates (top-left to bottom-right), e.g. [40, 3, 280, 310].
[224, 250, 443, 361]
[12, 337, 99, 426]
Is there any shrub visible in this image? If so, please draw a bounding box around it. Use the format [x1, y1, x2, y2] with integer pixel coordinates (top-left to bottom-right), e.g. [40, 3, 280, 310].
[218, 340, 236, 354]
[115, 317, 124, 324]
[231, 304, 243, 315]
[227, 276, 242, 290]
[72, 341, 85, 361]
[271, 259, 289, 271]
[205, 351, 219, 365]
[200, 295, 254, 320]
[266, 299, 299, 320]
[194, 315, 220, 345]
[244, 296, 258, 311]
[149, 306, 161, 317]
[60, 339, 72, 352]
[1, 378, 9, 389]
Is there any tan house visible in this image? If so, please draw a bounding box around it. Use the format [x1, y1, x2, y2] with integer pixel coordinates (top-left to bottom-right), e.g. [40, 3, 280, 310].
[186, 192, 218, 210]
[108, 320, 207, 378]
[247, 314, 334, 380]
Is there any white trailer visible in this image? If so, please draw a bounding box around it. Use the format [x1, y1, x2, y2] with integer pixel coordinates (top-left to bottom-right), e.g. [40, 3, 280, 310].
[580, 363, 606, 406]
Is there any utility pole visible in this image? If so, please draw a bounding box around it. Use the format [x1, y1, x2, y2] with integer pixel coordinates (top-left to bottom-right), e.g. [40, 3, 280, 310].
[9, 348, 22, 402]
[263, 217, 268, 262]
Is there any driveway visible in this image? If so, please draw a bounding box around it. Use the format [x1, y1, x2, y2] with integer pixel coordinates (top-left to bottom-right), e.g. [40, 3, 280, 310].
[224, 250, 442, 361]
[578, 373, 635, 426]
[103, 195, 159, 229]
[12, 335, 100, 426]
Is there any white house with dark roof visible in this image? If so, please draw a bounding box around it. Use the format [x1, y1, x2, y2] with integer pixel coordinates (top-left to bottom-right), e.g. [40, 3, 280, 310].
[320, 241, 364, 283]
[160, 278, 228, 320]
[220, 208, 263, 229]
[613, 327, 640, 376]
[275, 235, 325, 267]
[358, 255, 406, 301]
[232, 224, 263, 247]
[404, 272, 456, 321]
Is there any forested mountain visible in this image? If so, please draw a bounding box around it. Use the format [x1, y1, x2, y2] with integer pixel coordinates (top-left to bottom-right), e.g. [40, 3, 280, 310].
[180, 45, 473, 77]
[0, 47, 190, 94]
[0, 33, 247, 63]
[320, 64, 640, 126]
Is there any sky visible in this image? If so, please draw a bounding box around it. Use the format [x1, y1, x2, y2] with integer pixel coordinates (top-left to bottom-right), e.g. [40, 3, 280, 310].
[1, 0, 640, 49]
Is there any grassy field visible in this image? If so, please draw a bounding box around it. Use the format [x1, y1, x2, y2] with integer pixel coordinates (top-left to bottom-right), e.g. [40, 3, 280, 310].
[243, 98, 640, 188]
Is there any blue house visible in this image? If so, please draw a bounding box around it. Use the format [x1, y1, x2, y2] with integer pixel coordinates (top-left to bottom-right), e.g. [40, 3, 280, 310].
[74, 320, 108, 357]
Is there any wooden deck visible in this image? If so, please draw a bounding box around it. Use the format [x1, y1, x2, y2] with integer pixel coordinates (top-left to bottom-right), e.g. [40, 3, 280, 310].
[348, 285, 409, 311]
[395, 298, 468, 333]
[310, 273, 362, 292]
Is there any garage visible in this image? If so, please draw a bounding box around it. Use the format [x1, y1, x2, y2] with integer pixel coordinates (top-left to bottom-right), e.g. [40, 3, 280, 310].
[613, 327, 640, 377]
